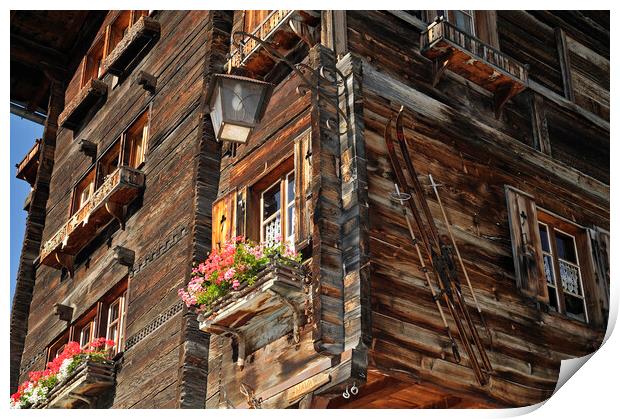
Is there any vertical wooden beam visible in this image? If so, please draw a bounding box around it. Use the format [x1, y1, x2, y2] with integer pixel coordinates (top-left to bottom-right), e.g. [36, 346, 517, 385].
[309, 44, 345, 355]
[175, 10, 232, 409]
[336, 53, 371, 354]
[10, 81, 64, 392]
[320, 10, 348, 58]
[529, 92, 552, 155]
[555, 27, 575, 102]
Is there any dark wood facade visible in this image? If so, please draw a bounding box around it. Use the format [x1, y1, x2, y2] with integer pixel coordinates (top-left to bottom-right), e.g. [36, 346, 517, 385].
[11, 10, 609, 409]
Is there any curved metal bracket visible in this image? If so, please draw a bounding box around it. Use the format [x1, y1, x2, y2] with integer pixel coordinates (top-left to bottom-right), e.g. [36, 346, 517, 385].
[229, 31, 351, 135]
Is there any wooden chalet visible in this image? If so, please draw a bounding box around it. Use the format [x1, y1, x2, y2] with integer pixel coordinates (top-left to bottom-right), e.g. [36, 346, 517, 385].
[11, 10, 609, 409]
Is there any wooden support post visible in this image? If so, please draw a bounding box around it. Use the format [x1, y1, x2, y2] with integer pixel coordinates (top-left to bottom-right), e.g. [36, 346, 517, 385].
[555, 27, 575, 102]
[105, 201, 127, 230]
[493, 82, 520, 119]
[529, 92, 552, 155]
[55, 252, 75, 278]
[431, 50, 452, 87]
[320, 11, 348, 58]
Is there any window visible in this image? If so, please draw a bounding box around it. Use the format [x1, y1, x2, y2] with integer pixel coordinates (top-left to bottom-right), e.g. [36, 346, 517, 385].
[74, 315, 97, 349]
[72, 169, 96, 215]
[45, 280, 129, 362]
[79, 10, 150, 88]
[81, 37, 106, 88]
[96, 141, 121, 188]
[106, 291, 127, 354]
[260, 170, 295, 246]
[538, 218, 588, 322]
[47, 333, 69, 363]
[122, 111, 149, 168]
[450, 10, 475, 35]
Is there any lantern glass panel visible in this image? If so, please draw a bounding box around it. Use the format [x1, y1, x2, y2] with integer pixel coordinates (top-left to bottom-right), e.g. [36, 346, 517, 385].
[220, 77, 267, 126]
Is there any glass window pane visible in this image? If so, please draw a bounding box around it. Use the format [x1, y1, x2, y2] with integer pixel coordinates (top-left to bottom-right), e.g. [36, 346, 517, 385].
[263, 214, 281, 245]
[539, 224, 550, 253]
[543, 254, 555, 286]
[263, 183, 281, 220]
[547, 286, 558, 311]
[555, 232, 577, 263]
[287, 173, 295, 204]
[454, 10, 473, 34]
[564, 294, 586, 321]
[559, 260, 582, 296]
[287, 205, 294, 239]
[110, 301, 120, 322]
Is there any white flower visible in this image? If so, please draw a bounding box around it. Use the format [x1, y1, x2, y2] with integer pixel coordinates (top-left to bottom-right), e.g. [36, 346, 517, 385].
[57, 358, 73, 382]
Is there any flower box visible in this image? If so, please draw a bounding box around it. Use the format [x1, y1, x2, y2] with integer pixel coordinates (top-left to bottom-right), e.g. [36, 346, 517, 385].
[33, 360, 115, 409]
[39, 166, 144, 273]
[11, 339, 116, 409]
[58, 78, 107, 130]
[197, 260, 308, 361]
[102, 16, 160, 77]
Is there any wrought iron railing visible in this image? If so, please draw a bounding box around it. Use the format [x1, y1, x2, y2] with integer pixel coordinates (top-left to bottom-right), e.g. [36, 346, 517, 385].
[422, 19, 528, 83]
[228, 10, 296, 69]
[40, 166, 144, 263]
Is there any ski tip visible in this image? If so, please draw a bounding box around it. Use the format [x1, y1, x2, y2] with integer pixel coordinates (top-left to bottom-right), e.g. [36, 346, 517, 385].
[399, 105, 404, 112]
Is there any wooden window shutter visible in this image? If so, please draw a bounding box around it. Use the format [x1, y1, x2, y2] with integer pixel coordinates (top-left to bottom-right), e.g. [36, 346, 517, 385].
[505, 186, 548, 303]
[587, 227, 610, 325]
[211, 189, 237, 250]
[474, 11, 500, 49]
[294, 131, 313, 248]
[235, 187, 247, 239]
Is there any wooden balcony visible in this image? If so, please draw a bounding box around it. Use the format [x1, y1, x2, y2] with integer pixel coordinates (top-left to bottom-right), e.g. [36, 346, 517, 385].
[15, 139, 40, 186]
[58, 78, 107, 130]
[227, 10, 320, 77]
[421, 19, 529, 117]
[102, 16, 161, 77]
[34, 361, 115, 409]
[40, 166, 144, 274]
[198, 260, 308, 366]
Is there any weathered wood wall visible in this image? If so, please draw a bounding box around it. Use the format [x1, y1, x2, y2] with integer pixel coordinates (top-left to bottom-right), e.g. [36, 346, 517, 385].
[19, 10, 215, 408]
[345, 10, 609, 407]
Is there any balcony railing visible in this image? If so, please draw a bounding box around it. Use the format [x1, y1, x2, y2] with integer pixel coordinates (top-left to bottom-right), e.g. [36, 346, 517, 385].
[420, 19, 528, 117]
[226, 10, 319, 76]
[422, 20, 528, 83]
[33, 360, 115, 409]
[198, 260, 307, 366]
[40, 166, 144, 271]
[15, 139, 41, 186]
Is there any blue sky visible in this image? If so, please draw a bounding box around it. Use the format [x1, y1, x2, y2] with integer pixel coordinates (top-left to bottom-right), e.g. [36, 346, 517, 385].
[10, 115, 44, 305]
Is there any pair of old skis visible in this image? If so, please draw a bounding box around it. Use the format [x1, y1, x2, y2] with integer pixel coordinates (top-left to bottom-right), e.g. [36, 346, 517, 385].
[384, 107, 492, 386]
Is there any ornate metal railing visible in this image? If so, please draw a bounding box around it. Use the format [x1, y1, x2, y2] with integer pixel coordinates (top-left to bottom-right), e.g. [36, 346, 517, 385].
[422, 19, 528, 83]
[40, 166, 144, 266]
[227, 10, 296, 69]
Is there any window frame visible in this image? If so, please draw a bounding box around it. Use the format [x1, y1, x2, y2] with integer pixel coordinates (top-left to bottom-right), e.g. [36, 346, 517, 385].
[537, 210, 590, 323]
[446, 10, 476, 35]
[105, 290, 127, 354]
[78, 10, 149, 88]
[258, 164, 295, 246]
[45, 279, 129, 363]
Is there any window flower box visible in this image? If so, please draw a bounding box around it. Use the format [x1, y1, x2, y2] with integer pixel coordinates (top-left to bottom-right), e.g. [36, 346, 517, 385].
[11, 339, 116, 409]
[58, 78, 107, 130]
[39, 166, 144, 274]
[179, 238, 309, 363]
[102, 16, 160, 77]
